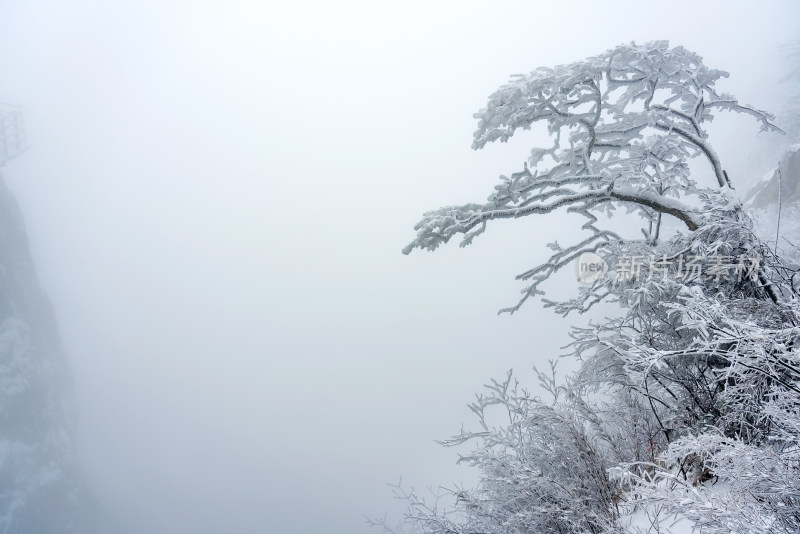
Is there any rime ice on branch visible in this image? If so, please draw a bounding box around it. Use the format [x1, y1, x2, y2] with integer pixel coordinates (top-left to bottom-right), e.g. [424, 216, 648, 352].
[403, 41, 782, 313]
[387, 42, 800, 534]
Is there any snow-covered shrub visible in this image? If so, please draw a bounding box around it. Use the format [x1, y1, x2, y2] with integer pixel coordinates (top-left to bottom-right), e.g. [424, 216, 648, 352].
[387, 41, 799, 534]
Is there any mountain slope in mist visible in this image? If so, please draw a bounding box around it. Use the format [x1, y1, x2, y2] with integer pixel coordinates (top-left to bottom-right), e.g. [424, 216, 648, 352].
[746, 145, 800, 266]
[0, 173, 93, 533]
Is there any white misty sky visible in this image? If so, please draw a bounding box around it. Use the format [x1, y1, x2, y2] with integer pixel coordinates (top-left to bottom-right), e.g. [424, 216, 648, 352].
[1, 1, 798, 533]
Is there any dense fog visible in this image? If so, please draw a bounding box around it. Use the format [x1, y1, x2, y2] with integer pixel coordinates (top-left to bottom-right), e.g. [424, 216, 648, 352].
[1, 1, 798, 533]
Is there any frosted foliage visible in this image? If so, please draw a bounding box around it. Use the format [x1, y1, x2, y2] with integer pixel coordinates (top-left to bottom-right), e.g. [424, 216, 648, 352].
[404, 41, 781, 314]
[751, 202, 800, 267]
[386, 42, 800, 534]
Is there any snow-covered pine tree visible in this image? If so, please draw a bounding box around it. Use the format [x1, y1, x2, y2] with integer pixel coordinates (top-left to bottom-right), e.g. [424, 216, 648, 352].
[391, 41, 800, 533]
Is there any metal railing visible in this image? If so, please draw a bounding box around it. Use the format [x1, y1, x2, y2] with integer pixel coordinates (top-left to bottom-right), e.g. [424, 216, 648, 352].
[0, 105, 26, 166]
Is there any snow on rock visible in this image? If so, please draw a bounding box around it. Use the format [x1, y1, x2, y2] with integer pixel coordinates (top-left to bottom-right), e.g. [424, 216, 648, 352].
[745, 145, 800, 265]
[743, 144, 800, 210]
[0, 172, 94, 533]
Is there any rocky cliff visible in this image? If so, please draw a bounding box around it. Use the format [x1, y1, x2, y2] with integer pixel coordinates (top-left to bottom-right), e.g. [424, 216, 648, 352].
[0, 173, 93, 532]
